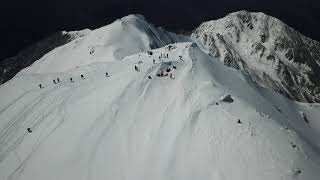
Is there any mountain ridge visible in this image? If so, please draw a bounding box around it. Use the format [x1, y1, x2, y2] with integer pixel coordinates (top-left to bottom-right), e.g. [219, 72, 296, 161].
[1, 12, 320, 180]
[1, 42, 320, 180]
[192, 10, 320, 103]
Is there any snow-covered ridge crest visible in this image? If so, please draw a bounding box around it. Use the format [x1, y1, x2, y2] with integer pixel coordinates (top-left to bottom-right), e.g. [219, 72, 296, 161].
[62, 29, 92, 40]
[192, 10, 320, 103]
[19, 14, 188, 74]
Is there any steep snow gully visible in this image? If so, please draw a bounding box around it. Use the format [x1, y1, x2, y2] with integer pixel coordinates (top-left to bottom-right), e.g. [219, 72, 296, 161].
[1, 14, 320, 180]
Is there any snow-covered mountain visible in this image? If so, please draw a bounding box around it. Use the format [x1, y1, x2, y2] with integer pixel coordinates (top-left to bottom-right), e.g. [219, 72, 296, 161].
[1, 13, 320, 180]
[20, 15, 188, 74]
[0, 15, 187, 83]
[0, 30, 91, 85]
[0, 32, 76, 84]
[192, 10, 320, 103]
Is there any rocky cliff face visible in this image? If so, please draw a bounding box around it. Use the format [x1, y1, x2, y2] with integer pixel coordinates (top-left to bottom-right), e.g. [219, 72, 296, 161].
[0, 30, 89, 84]
[192, 10, 320, 103]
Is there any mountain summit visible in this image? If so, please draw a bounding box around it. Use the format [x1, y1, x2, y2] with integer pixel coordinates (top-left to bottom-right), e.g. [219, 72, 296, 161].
[192, 10, 320, 103]
[20, 14, 188, 74]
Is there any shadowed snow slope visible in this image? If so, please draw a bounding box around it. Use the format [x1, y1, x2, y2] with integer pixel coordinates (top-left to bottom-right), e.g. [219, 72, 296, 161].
[1, 42, 320, 180]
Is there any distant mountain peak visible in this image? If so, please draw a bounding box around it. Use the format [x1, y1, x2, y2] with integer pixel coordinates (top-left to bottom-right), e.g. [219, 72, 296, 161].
[192, 11, 320, 103]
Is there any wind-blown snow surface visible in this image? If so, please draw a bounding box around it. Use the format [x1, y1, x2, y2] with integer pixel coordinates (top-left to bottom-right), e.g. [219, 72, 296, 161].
[1, 42, 320, 180]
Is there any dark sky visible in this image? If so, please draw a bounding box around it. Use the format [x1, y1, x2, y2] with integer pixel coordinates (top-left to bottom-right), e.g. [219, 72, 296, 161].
[0, 0, 319, 60]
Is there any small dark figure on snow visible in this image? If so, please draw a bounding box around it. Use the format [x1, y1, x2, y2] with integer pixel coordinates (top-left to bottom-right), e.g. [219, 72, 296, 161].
[27, 128, 32, 133]
[179, 56, 183, 61]
[153, 59, 156, 64]
[39, 84, 43, 89]
[166, 54, 169, 58]
[222, 95, 234, 103]
[157, 71, 164, 77]
[81, 74, 85, 80]
[148, 76, 152, 79]
[134, 65, 139, 72]
[106, 72, 110, 77]
[291, 142, 297, 148]
[237, 119, 242, 124]
[57, 78, 60, 83]
[170, 73, 175, 79]
[53, 80, 56, 84]
[147, 51, 153, 56]
[173, 66, 177, 69]
[301, 112, 309, 124]
[70, 78, 74, 82]
[294, 168, 302, 176]
[166, 68, 171, 73]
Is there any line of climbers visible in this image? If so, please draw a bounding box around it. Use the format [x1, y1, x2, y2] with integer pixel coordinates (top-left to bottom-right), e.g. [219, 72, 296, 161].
[38, 72, 110, 89]
[38, 51, 183, 89]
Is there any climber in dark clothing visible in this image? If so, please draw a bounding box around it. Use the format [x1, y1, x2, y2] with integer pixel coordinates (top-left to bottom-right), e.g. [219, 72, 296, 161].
[70, 78, 74, 82]
[134, 65, 139, 72]
[27, 128, 32, 133]
[160, 71, 164, 77]
[106, 72, 110, 77]
[148, 76, 152, 79]
[53, 80, 56, 84]
[156, 70, 163, 77]
[57, 78, 60, 83]
[39, 84, 43, 89]
[81, 74, 85, 80]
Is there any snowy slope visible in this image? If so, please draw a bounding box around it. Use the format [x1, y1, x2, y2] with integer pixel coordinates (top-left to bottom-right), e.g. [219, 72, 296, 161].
[1, 42, 320, 180]
[20, 14, 188, 74]
[192, 10, 320, 103]
[0, 31, 84, 85]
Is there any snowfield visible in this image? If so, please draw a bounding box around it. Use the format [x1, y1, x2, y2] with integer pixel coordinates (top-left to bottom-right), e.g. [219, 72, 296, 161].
[1, 15, 320, 180]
